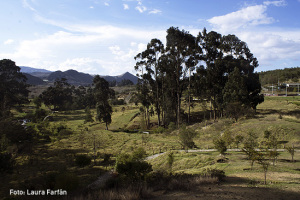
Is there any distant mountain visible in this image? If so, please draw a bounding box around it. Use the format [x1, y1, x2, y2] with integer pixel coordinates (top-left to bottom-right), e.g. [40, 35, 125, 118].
[47, 70, 94, 86]
[19, 66, 138, 86]
[20, 66, 51, 73]
[23, 73, 46, 85]
[101, 72, 138, 85]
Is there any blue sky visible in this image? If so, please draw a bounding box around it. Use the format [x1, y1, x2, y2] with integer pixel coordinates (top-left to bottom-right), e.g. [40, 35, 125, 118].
[0, 0, 300, 75]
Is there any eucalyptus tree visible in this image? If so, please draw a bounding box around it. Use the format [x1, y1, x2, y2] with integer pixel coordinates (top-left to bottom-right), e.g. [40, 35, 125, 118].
[135, 39, 164, 127]
[165, 27, 198, 127]
[93, 75, 114, 130]
[196, 29, 224, 119]
[221, 34, 264, 112]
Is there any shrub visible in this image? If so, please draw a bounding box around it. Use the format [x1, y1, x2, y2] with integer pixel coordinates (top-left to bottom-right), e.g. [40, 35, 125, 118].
[213, 137, 227, 155]
[153, 126, 166, 134]
[178, 126, 197, 149]
[201, 167, 225, 181]
[115, 148, 152, 180]
[75, 154, 91, 167]
[168, 122, 176, 131]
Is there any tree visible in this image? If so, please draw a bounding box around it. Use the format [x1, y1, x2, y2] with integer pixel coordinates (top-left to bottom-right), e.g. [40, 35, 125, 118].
[40, 78, 73, 110]
[242, 131, 259, 169]
[223, 67, 249, 121]
[0, 59, 29, 118]
[213, 138, 227, 155]
[234, 135, 244, 148]
[135, 39, 164, 126]
[178, 126, 197, 151]
[84, 106, 94, 123]
[93, 75, 114, 130]
[256, 150, 270, 185]
[285, 145, 295, 162]
[165, 27, 198, 127]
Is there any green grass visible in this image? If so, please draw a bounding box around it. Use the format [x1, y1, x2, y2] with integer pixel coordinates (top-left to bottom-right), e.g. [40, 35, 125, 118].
[2, 96, 300, 199]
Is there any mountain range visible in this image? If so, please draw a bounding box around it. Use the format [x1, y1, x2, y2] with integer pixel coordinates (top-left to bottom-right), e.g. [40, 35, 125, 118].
[20, 66, 138, 86]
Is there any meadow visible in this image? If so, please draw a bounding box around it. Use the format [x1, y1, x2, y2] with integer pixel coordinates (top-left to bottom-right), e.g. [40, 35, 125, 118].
[1, 96, 300, 199]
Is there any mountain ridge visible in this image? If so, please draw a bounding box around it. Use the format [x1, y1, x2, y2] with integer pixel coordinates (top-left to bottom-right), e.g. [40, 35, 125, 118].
[20, 66, 138, 86]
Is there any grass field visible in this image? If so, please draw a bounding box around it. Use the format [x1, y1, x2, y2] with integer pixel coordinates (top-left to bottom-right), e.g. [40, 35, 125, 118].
[1, 96, 300, 199]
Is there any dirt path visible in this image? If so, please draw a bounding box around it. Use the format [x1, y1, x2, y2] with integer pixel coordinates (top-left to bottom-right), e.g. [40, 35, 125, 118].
[145, 149, 298, 160]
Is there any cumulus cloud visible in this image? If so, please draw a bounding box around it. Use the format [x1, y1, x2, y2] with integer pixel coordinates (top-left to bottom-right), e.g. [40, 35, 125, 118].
[123, 4, 129, 10]
[208, 4, 274, 33]
[1, 21, 165, 75]
[207, 1, 300, 70]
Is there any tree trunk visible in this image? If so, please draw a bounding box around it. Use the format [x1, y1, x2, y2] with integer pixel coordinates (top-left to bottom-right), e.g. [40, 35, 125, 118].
[264, 170, 267, 185]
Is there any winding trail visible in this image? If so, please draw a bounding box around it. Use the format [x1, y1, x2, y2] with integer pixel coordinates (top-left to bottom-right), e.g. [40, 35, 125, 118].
[145, 148, 299, 160]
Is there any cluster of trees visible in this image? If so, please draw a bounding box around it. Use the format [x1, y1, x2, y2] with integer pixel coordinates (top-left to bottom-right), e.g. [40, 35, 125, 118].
[134, 27, 263, 128]
[38, 76, 115, 129]
[259, 67, 300, 85]
[39, 78, 95, 111]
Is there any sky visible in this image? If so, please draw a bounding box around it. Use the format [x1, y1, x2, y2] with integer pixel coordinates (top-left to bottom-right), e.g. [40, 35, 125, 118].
[0, 0, 300, 75]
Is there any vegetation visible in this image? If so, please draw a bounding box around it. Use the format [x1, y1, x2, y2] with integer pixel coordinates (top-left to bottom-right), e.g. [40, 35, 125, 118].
[259, 67, 300, 85]
[0, 26, 299, 199]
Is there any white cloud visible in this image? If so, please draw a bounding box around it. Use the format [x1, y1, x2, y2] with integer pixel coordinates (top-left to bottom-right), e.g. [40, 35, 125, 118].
[89, 6, 94, 9]
[104, 2, 109, 6]
[136, 5, 147, 13]
[149, 9, 162, 14]
[22, 0, 37, 12]
[263, 0, 286, 6]
[4, 39, 14, 45]
[207, 1, 300, 70]
[0, 21, 166, 75]
[208, 4, 273, 33]
[123, 4, 129, 10]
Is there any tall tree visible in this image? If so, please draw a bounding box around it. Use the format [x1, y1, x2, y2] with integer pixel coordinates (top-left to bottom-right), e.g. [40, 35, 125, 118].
[135, 39, 164, 127]
[93, 75, 114, 130]
[165, 27, 197, 127]
[0, 59, 29, 118]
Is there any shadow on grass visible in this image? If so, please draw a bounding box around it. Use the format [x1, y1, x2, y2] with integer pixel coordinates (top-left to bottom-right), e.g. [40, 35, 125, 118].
[150, 176, 300, 200]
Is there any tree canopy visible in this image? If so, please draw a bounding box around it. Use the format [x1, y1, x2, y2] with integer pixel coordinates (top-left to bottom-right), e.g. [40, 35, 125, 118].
[134, 27, 264, 127]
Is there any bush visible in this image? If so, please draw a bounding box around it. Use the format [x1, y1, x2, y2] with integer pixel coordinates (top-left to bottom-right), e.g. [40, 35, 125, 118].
[153, 126, 166, 134]
[115, 148, 152, 180]
[75, 154, 91, 167]
[213, 137, 227, 155]
[201, 167, 225, 181]
[178, 126, 197, 149]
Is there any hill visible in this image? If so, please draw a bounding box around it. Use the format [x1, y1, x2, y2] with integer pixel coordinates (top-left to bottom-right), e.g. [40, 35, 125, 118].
[101, 72, 138, 85]
[46, 70, 138, 86]
[20, 66, 51, 73]
[23, 73, 46, 85]
[47, 69, 94, 85]
[259, 67, 300, 85]
[20, 66, 138, 86]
